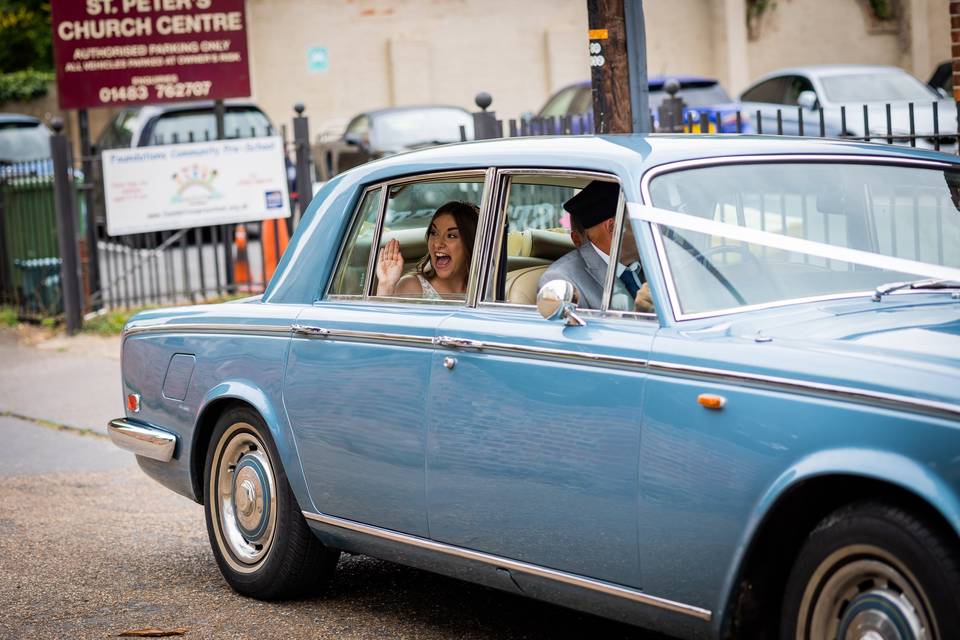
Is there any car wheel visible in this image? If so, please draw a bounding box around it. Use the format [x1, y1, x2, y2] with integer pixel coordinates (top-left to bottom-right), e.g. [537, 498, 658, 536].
[203, 406, 339, 599]
[781, 502, 960, 640]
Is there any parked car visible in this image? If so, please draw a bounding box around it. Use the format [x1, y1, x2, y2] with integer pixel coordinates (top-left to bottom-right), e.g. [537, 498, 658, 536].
[109, 133, 960, 640]
[314, 105, 474, 179]
[537, 76, 751, 133]
[739, 64, 957, 151]
[0, 113, 51, 166]
[929, 60, 953, 97]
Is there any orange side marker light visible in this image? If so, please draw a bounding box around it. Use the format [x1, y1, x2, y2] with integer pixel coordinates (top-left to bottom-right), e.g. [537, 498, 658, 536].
[127, 393, 141, 413]
[697, 393, 726, 410]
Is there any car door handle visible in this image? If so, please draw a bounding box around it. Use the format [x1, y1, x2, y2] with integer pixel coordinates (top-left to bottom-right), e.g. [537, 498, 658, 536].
[291, 324, 330, 337]
[433, 335, 484, 350]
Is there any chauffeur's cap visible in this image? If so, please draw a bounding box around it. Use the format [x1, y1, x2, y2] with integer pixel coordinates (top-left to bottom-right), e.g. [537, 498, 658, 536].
[563, 180, 621, 229]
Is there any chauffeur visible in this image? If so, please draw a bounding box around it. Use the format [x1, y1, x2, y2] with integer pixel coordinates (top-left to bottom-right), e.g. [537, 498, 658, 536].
[540, 180, 654, 312]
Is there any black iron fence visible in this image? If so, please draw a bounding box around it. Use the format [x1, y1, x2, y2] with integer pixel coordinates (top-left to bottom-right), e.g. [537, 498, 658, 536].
[3, 90, 958, 330]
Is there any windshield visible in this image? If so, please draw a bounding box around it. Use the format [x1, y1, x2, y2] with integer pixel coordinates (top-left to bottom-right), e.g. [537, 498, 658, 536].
[374, 109, 473, 150]
[649, 83, 732, 109]
[647, 162, 960, 316]
[0, 121, 50, 162]
[820, 72, 936, 103]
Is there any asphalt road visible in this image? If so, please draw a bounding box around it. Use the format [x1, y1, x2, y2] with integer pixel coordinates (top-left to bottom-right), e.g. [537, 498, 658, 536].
[0, 413, 672, 640]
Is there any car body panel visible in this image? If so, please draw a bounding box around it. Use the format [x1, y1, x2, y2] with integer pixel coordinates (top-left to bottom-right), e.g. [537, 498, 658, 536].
[118, 134, 960, 640]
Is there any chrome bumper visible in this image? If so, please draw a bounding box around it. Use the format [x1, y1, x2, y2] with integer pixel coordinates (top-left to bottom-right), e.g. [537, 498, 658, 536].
[107, 418, 177, 462]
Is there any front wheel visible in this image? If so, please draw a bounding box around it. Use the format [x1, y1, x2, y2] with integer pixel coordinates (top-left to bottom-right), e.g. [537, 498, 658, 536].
[781, 502, 960, 640]
[204, 406, 339, 599]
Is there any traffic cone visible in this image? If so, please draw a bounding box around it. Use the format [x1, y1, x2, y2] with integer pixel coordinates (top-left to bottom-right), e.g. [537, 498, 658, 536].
[234, 224, 251, 291]
[261, 218, 290, 283]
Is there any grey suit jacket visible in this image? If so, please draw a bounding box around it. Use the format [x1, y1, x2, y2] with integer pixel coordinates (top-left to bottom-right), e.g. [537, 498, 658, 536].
[538, 243, 628, 310]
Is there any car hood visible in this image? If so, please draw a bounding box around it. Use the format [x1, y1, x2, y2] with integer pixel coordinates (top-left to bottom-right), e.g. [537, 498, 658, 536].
[664, 295, 960, 410]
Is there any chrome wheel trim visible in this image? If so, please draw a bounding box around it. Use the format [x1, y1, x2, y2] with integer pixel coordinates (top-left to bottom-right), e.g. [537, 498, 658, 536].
[797, 544, 935, 640]
[210, 422, 278, 573]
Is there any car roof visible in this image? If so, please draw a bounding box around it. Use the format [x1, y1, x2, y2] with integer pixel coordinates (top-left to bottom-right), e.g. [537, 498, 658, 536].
[560, 76, 720, 92]
[341, 133, 959, 188]
[116, 99, 264, 119]
[0, 113, 43, 125]
[749, 64, 910, 83]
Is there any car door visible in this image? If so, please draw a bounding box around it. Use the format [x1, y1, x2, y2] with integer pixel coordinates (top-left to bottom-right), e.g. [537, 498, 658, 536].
[740, 75, 792, 134]
[284, 171, 489, 537]
[423, 171, 656, 589]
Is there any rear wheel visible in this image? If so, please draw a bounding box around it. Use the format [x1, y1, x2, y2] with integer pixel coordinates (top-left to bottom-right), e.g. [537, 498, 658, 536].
[203, 406, 338, 599]
[781, 502, 960, 640]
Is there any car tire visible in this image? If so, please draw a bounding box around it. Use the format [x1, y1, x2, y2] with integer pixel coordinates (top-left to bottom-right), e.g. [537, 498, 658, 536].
[203, 405, 339, 599]
[780, 501, 960, 640]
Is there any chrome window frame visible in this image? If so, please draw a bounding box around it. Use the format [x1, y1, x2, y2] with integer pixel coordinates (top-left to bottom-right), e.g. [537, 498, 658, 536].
[478, 168, 656, 320]
[639, 154, 957, 323]
[323, 168, 491, 308]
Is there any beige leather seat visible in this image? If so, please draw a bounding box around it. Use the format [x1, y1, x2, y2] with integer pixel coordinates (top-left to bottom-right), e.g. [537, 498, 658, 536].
[503, 229, 573, 305]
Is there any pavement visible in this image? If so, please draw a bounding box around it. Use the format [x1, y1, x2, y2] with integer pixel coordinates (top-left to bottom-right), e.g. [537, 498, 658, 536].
[0, 326, 122, 435]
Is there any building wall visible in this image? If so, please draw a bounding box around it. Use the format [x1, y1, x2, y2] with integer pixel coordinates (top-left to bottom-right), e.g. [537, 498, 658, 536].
[243, 0, 952, 138]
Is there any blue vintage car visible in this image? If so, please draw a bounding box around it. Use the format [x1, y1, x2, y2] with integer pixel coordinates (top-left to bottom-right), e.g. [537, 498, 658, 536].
[109, 134, 960, 640]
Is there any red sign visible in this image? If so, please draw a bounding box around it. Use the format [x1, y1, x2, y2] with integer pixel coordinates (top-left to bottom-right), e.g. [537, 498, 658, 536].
[51, 0, 251, 110]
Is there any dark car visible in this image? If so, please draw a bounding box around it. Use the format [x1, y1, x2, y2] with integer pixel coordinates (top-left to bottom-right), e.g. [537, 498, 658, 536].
[537, 76, 750, 133]
[929, 60, 952, 97]
[0, 113, 51, 165]
[315, 105, 474, 179]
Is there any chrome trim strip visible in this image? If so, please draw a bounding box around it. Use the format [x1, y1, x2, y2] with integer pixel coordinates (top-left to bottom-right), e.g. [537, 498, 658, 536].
[107, 418, 177, 461]
[467, 167, 498, 308]
[302, 510, 712, 622]
[435, 335, 647, 369]
[294, 327, 435, 348]
[638, 154, 960, 323]
[648, 360, 960, 420]
[124, 323, 292, 337]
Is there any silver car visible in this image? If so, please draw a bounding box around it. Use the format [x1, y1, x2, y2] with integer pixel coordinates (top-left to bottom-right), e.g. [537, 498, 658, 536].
[739, 64, 957, 152]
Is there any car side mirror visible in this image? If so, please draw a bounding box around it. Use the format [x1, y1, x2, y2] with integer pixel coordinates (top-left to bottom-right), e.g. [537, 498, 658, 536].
[797, 90, 818, 111]
[537, 280, 586, 326]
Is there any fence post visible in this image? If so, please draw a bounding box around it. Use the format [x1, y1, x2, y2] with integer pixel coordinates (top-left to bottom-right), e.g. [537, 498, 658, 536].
[77, 109, 101, 310]
[49, 118, 83, 334]
[472, 92, 500, 140]
[657, 79, 686, 133]
[293, 103, 313, 225]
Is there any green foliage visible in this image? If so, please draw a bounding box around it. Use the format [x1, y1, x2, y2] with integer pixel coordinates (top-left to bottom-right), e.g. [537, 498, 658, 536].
[0, 307, 17, 327]
[40, 316, 57, 328]
[868, 0, 896, 20]
[82, 309, 132, 336]
[0, 1, 52, 74]
[0, 69, 53, 102]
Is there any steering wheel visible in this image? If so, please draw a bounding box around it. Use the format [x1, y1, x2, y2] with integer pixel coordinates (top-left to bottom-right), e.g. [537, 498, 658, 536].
[700, 244, 781, 295]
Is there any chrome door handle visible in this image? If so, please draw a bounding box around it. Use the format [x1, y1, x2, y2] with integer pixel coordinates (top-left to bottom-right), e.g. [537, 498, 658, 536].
[433, 335, 484, 350]
[291, 324, 330, 337]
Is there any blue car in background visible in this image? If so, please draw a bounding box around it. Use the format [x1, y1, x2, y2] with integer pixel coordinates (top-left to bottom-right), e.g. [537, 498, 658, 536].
[110, 133, 960, 640]
[537, 76, 751, 133]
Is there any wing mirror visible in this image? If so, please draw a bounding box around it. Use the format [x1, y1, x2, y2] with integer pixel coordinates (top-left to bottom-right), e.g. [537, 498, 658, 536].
[537, 280, 586, 326]
[343, 132, 369, 152]
[797, 90, 819, 111]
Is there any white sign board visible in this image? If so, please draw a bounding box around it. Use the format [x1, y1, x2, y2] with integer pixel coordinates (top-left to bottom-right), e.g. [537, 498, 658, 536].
[103, 136, 291, 236]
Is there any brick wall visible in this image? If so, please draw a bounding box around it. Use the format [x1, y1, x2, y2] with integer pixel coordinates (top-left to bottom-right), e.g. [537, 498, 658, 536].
[953, 0, 960, 100]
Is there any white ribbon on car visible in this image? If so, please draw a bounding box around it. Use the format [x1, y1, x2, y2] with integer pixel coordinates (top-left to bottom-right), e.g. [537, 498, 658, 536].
[628, 203, 960, 283]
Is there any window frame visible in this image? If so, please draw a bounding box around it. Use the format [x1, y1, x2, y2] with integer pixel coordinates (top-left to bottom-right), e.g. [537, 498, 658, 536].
[639, 153, 956, 323]
[478, 168, 657, 321]
[322, 168, 494, 307]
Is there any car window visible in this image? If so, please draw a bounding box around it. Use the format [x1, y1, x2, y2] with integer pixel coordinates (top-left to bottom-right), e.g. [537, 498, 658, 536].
[820, 72, 937, 103]
[484, 175, 581, 305]
[328, 187, 383, 297]
[608, 204, 655, 316]
[0, 121, 50, 162]
[345, 115, 370, 138]
[368, 175, 485, 302]
[539, 86, 581, 118]
[371, 109, 472, 151]
[146, 107, 272, 145]
[648, 162, 960, 316]
[783, 76, 816, 106]
[741, 77, 788, 104]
